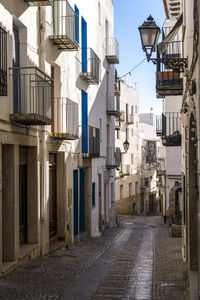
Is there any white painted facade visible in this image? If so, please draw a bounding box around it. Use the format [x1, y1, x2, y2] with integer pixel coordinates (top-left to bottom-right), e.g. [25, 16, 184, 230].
[115, 81, 140, 215]
[0, 0, 118, 274]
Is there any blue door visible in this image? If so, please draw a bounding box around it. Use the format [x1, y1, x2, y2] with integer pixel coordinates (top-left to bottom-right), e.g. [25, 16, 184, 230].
[82, 90, 88, 153]
[81, 17, 87, 72]
[73, 170, 78, 236]
[80, 169, 85, 232]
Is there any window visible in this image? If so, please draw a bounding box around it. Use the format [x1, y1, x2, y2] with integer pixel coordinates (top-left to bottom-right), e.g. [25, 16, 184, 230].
[131, 154, 134, 165]
[98, 2, 101, 25]
[117, 129, 120, 139]
[135, 181, 138, 193]
[120, 185, 123, 199]
[135, 105, 137, 113]
[126, 128, 129, 141]
[0, 26, 7, 96]
[129, 183, 132, 196]
[92, 182, 96, 207]
[126, 103, 129, 122]
[131, 105, 134, 115]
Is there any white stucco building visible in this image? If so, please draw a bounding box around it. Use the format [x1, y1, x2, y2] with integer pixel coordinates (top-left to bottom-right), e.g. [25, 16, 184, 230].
[115, 81, 140, 215]
[0, 0, 119, 275]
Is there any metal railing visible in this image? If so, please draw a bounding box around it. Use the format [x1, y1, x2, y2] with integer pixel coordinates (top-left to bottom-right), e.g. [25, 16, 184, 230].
[106, 147, 121, 168]
[49, 0, 78, 49]
[52, 98, 78, 139]
[80, 48, 100, 84]
[162, 112, 181, 146]
[104, 37, 119, 64]
[156, 115, 162, 135]
[10, 66, 53, 124]
[25, 0, 53, 6]
[0, 26, 7, 96]
[89, 126, 100, 157]
[126, 113, 134, 124]
[120, 111, 125, 122]
[123, 164, 130, 175]
[106, 92, 120, 115]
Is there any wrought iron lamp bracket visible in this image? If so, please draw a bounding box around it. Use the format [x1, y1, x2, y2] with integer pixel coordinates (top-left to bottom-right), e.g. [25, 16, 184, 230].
[150, 58, 188, 73]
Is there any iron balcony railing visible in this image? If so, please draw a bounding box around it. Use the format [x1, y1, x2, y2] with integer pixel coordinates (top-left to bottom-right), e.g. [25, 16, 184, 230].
[89, 126, 100, 158]
[106, 147, 121, 168]
[104, 38, 119, 64]
[126, 113, 134, 125]
[156, 115, 162, 136]
[156, 40, 183, 97]
[123, 164, 130, 175]
[106, 92, 120, 116]
[10, 67, 53, 125]
[49, 0, 78, 50]
[162, 112, 181, 146]
[52, 98, 78, 139]
[0, 26, 7, 96]
[115, 116, 121, 130]
[79, 48, 100, 84]
[120, 111, 125, 122]
[25, 0, 53, 6]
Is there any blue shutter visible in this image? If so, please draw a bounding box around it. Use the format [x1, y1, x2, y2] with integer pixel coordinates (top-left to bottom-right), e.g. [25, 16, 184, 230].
[81, 17, 87, 72]
[92, 183, 95, 207]
[74, 5, 79, 43]
[81, 90, 88, 153]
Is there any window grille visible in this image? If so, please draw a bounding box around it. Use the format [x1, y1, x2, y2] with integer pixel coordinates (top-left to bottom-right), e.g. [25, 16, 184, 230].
[0, 26, 7, 96]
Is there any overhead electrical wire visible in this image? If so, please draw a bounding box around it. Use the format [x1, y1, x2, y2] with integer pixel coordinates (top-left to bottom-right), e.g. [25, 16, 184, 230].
[119, 57, 147, 79]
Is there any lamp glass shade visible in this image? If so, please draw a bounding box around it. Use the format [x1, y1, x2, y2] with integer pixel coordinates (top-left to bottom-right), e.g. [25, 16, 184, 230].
[138, 15, 160, 57]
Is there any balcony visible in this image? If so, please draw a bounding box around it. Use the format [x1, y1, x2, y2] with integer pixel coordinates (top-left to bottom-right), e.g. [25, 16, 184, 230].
[79, 48, 100, 84]
[123, 164, 130, 176]
[106, 92, 120, 116]
[126, 113, 134, 125]
[49, 0, 78, 51]
[10, 67, 53, 125]
[51, 98, 78, 140]
[115, 116, 121, 130]
[89, 126, 100, 158]
[161, 112, 181, 146]
[25, 0, 53, 5]
[104, 38, 119, 64]
[156, 115, 162, 136]
[156, 41, 183, 97]
[106, 147, 121, 168]
[120, 111, 125, 122]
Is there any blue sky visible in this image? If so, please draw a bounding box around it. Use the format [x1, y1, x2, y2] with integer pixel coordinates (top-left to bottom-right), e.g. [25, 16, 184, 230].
[114, 0, 166, 115]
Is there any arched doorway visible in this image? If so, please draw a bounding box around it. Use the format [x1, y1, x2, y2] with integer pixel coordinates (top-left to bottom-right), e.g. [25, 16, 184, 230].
[188, 113, 198, 272]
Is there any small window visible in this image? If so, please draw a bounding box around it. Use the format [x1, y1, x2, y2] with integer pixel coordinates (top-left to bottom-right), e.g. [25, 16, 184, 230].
[0, 26, 7, 96]
[131, 154, 134, 164]
[135, 181, 138, 193]
[92, 182, 96, 207]
[98, 2, 101, 25]
[129, 183, 132, 196]
[120, 184, 123, 199]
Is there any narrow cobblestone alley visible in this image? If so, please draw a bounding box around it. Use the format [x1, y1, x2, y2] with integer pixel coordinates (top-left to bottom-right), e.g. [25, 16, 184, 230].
[0, 216, 188, 300]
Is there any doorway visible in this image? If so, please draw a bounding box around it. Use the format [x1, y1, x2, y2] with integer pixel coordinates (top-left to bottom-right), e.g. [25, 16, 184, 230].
[19, 147, 27, 245]
[49, 154, 57, 239]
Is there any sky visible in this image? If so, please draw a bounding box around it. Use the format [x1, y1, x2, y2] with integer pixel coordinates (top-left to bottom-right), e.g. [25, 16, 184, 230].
[114, 0, 166, 115]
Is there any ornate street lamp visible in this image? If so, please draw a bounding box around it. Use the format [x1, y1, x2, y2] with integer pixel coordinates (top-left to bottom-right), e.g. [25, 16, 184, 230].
[138, 15, 160, 61]
[138, 15, 188, 72]
[123, 139, 130, 153]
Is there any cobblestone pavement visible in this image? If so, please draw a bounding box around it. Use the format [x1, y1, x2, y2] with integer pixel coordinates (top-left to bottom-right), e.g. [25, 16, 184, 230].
[0, 216, 188, 299]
